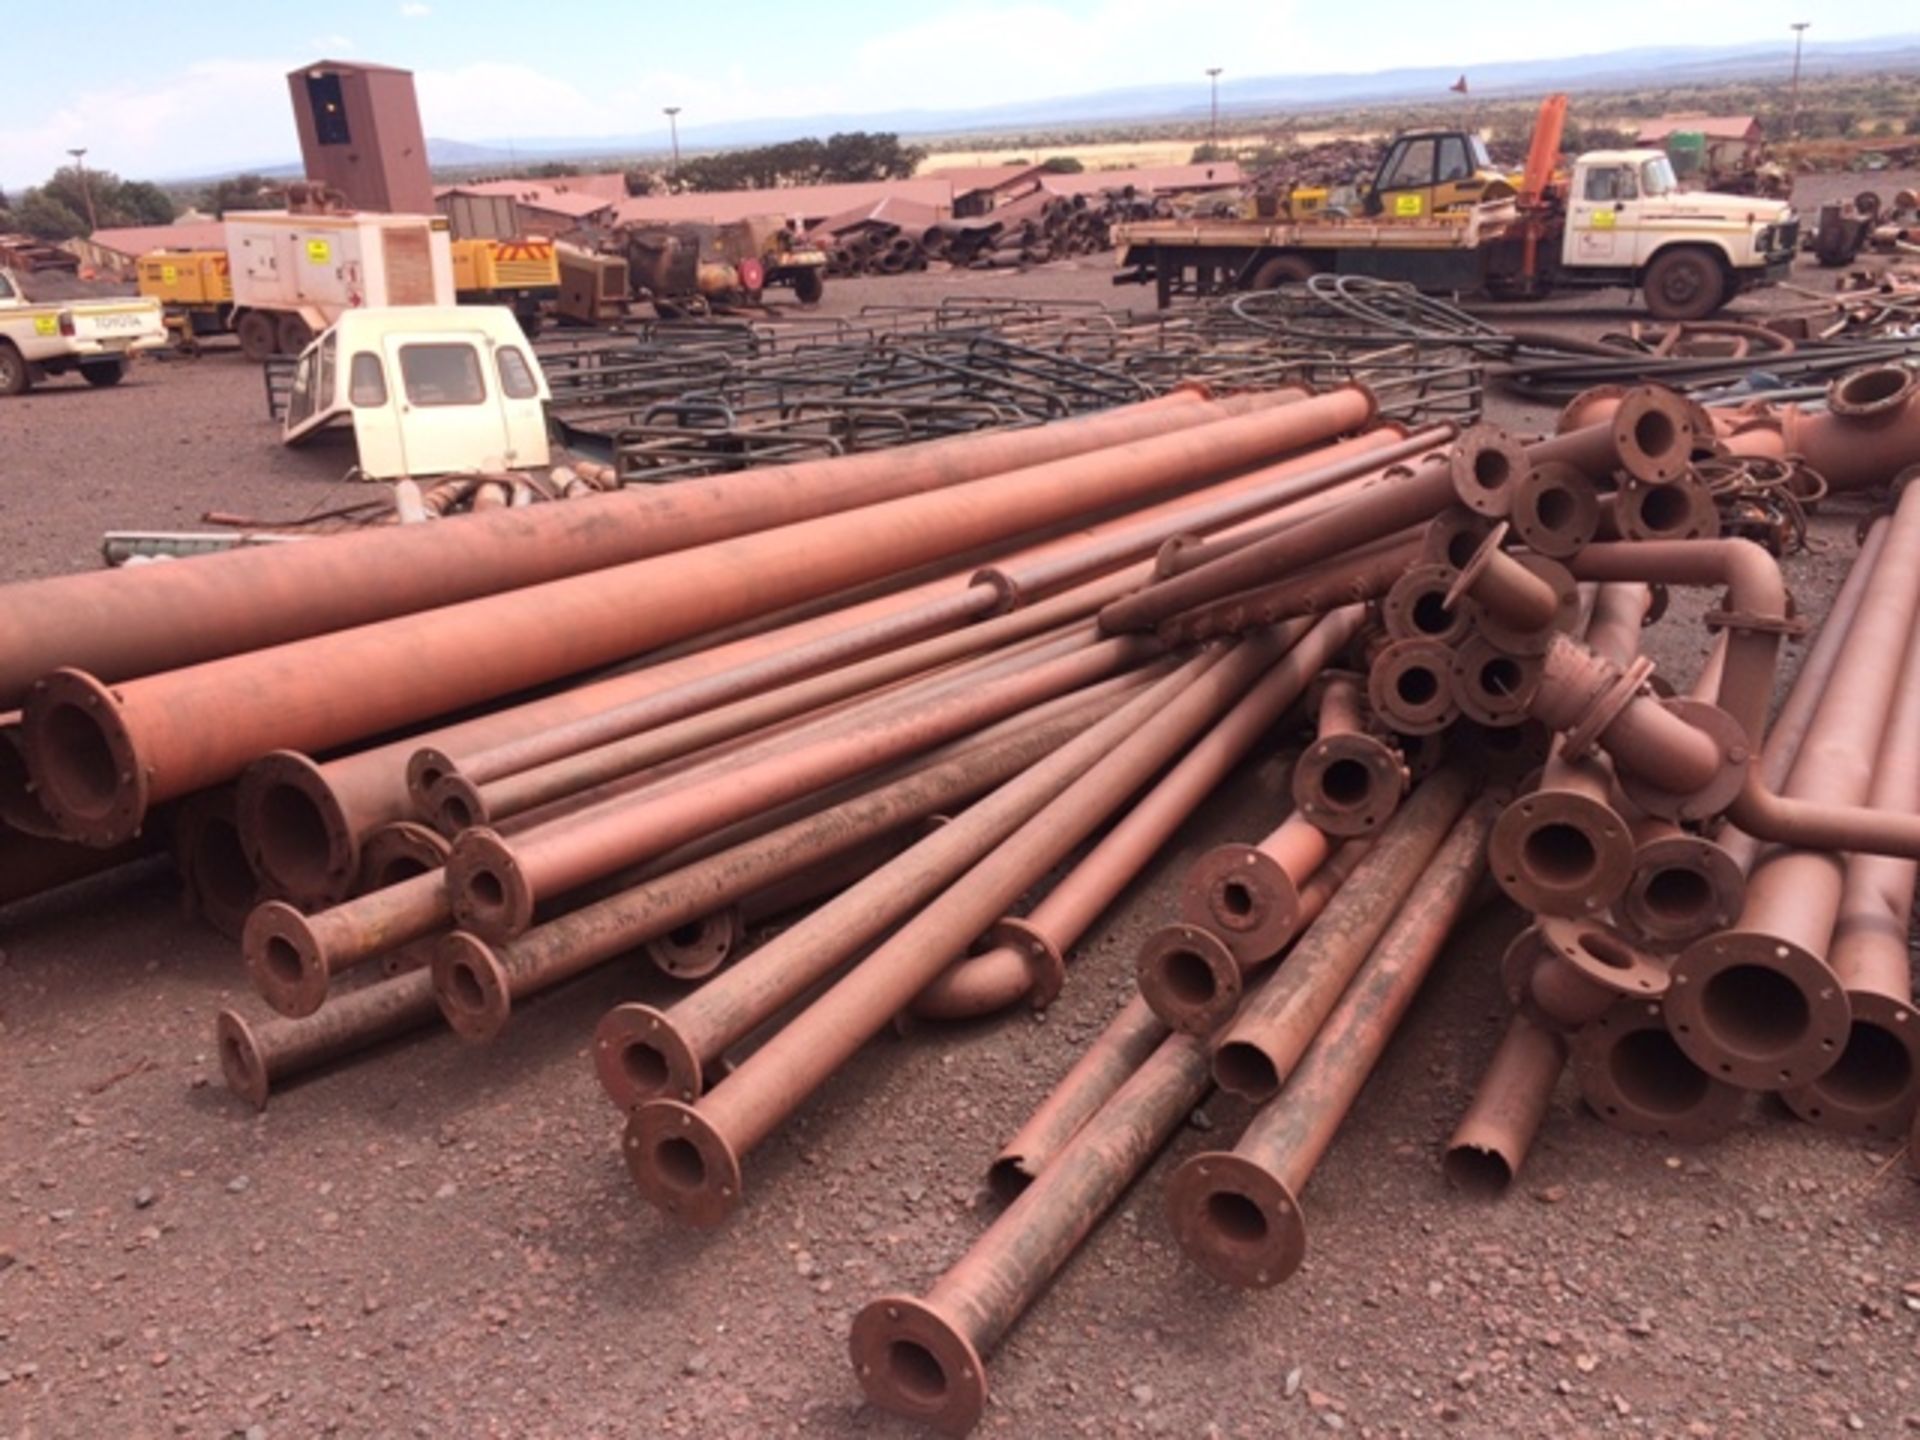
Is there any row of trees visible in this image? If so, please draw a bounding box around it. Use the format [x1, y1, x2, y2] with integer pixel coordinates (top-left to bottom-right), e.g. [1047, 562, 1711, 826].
[0, 165, 175, 239]
[671, 131, 926, 193]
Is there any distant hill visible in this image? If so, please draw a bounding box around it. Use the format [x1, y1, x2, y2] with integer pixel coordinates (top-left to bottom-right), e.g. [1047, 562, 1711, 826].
[164, 32, 1920, 182]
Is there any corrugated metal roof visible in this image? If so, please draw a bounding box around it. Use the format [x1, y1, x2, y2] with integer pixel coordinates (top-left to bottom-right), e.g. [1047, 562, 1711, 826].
[1039, 163, 1244, 196]
[807, 196, 944, 238]
[611, 179, 957, 227]
[438, 183, 616, 219]
[86, 220, 230, 259]
[930, 163, 1047, 195]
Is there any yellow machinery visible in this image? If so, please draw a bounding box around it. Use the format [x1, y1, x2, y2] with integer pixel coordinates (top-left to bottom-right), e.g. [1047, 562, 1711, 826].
[450, 237, 559, 336]
[136, 250, 234, 344]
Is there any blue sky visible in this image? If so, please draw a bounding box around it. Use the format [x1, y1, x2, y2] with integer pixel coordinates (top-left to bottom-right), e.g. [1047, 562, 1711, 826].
[1, 0, 1912, 186]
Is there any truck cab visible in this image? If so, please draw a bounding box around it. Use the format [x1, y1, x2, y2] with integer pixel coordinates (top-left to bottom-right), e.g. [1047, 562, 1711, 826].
[1558, 149, 1798, 318]
[281, 305, 551, 479]
[0, 267, 167, 396]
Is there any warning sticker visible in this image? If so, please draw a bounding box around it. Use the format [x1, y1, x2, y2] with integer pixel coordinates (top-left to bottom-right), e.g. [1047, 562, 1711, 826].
[161, 263, 179, 284]
[306, 239, 332, 264]
[1591, 209, 1616, 230]
[1394, 193, 1423, 217]
[33, 315, 57, 335]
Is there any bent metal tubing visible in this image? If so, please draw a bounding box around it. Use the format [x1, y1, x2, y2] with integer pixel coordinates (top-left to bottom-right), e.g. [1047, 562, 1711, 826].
[1671, 482, 1920, 1090]
[907, 610, 1363, 1022]
[622, 629, 1310, 1228]
[1164, 795, 1498, 1288]
[23, 386, 1376, 848]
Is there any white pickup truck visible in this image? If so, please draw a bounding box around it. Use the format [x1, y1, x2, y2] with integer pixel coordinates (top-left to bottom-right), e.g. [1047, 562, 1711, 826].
[0, 268, 167, 396]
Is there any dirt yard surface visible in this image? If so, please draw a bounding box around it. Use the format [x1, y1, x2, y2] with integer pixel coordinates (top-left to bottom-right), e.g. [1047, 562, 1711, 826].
[1, 243, 1917, 1440]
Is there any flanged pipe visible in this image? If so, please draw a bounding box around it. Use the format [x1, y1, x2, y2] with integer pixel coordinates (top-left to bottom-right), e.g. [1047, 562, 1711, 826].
[1571, 997, 1745, 1141]
[1291, 673, 1406, 837]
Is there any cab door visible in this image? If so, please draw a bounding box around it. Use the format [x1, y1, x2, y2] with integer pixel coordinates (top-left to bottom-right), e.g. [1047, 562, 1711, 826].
[1566, 164, 1637, 265]
[1370, 136, 1438, 220]
[1430, 135, 1487, 212]
[380, 332, 512, 478]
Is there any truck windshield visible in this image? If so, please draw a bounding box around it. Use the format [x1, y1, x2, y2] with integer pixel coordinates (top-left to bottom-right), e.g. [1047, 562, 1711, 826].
[1640, 157, 1678, 197]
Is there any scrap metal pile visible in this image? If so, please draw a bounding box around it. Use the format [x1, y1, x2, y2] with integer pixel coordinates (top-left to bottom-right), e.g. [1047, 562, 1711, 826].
[812, 189, 1170, 277]
[7, 358, 1920, 1434]
[540, 296, 1485, 483]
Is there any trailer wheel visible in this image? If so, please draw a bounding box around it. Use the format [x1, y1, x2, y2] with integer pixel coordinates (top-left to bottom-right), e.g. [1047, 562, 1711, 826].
[81, 359, 126, 388]
[0, 342, 28, 397]
[276, 314, 314, 357]
[236, 311, 277, 363]
[791, 268, 825, 306]
[1642, 248, 1726, 321]
[1249, 254, 1316, 290]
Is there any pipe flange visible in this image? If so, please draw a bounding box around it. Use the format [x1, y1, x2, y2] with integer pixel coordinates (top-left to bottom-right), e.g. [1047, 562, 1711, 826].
[1559, 656, 1656, 764]
[1571, 998, 1746, 1142]
[850, 1295, 988, 1437]
[646, 907, 743, 981]
[1293, 733, 1405, 836]
[623, 1100, 744, 1229]
[1777, 991, 1920, 1138]
[1136, 921, 1245, 1034]
[1666, 929, 1853, 1092]
[1509, 461, 1600, 559]
[1421, 506, 1493, 569]
[981, 917, 1066, 1010]
[21, 668, 150, 849]
[1449, 635, 1542, 728]
[1556, 383, 1631, 434]
[1384, 564, 1476, 645]
[1163, 1150, 1307, 1289]
[235, 749, 360, 907]
[1615, 476, 1720, 543]
[1827, 363, 1919, 420]
[1450, 425, 1531, 517]
[1369, 639, 1460, 735]
[1488, 788, 1634, 917]
[1701, 607, 1810, 639]
[1618, 833, 1745, 949]
[1538, 916, 1670, 1002]
[1470, 554, 1580, 657]
[1610, 388, 1697, 485]
[1442, 523, 1507, 611]
[357, 820, 451, 894]
[966, 565, 1024, 615]
[1615, 698, 1749, 823]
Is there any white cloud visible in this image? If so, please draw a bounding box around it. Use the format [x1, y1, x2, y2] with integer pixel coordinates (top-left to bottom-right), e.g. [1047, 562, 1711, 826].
[310, 33, 353, 53]
[399, 3, 431, 17]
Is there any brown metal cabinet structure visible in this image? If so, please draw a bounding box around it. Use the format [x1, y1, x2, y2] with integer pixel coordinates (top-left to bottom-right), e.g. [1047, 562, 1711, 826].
[287, 59, 435, 216]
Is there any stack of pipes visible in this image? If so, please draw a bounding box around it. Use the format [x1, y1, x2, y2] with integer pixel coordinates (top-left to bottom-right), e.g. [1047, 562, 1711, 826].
[10, 352, 1920, 1435]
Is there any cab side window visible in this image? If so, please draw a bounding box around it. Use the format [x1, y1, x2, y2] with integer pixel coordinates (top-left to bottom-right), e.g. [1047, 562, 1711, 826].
[1383, 138, 1437, 190]
[1437, 137, 1472, 183]
[1584, 167, 1638, 203]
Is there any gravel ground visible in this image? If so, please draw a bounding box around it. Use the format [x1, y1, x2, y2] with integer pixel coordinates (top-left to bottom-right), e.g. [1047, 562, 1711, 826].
[1, 237, 1917, 1440]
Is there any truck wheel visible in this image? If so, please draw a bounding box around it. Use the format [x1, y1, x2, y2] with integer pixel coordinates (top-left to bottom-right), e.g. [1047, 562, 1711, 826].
[236, 312, 277, 363]
[791, 269, 825, 306]
[276, 314, 314, 357]
[1642, 249, 1727, 321]
[81, 360, 126, 388]
[0, 342, 28, 397]
[1249, 255, 1316, 290]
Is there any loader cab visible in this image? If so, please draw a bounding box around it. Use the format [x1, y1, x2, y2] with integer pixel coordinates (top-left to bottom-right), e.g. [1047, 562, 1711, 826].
[1363, 130, 1508, 218]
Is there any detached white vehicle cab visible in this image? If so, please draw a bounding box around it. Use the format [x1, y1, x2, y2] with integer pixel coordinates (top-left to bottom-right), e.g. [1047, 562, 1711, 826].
[282, 305, 551, 479]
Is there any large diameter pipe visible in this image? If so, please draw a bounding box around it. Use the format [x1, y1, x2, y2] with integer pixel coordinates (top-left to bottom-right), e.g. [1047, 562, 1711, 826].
[1207, 767, 1475, 1101]
[1164, 795, 1497, 1287]
[1670, 483, 1920, 1090]
[25, 387, 1376, 847]
[908, 610, 1363, 1021]
[1442, 1013, 1568, 1197]
[595, 659, 1214, 1114]
[0, 389, 1247, 709]
[440, 695, 1116, 1045]
[241, 425, 1416, 905]
[447, 634, 1160, 940]
[1779, 574, 1920, 1136]
[1570, 997, 1745, 1142]
[623, 628, 1310, 1227]
[851, 1021, 1217, 1437]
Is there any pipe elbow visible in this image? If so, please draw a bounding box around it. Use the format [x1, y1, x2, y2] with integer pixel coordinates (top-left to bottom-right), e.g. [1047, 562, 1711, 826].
[907, 945, 1039, 1021]
[1715, 538, 1788, 621]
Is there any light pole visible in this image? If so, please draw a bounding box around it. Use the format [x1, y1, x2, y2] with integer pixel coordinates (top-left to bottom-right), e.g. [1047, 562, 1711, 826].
[1789, 22, 1810, 141]
[66, 146, 98, 232]
[1205, 68, 1223, 154]
[663, 106, 682, 177]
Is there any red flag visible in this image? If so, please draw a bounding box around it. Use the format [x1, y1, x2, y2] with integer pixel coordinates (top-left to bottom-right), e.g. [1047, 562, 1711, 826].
[1450, 74, 1469, 94]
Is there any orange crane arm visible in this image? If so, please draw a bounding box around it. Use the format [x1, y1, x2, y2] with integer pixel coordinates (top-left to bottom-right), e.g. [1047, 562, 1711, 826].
[1522, 93, 1569, 207]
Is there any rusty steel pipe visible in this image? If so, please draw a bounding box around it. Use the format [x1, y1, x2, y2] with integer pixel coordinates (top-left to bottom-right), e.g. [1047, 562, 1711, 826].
[1207, 767, 1473, 1101]
[1448, 533, 1564, 635]
[1672, 485, 1920, 1090]
[595, 659, 1213, 1113]
[0, 389, 1253, 710]
[1525, 387, 1696, 485]
[1100, 451, 1457, 635]
[1487, 583, 1647, 917]
[908, 611, 1363, 1021]
[1165, 795, 1497, 1287]
[249, 679, 1137, 1019]
[25, 387, 1376, 848]
[1721, 365, 1920, 492]
[1181, 815, 1332, 965]
[357, 820, 450, 893]
[1138, 840, 1367, 1038]
[622, 630, 1313, 1227]
[1509, 462, 1600, 559]
[1442, 1014, 1568, 1197]
[1571, 997, 1745, 1142]
[1619, 816, 1745, 950]
[984, 995, 1168, 1203]
[851, 1020, 1217, 1436]
[1155, 534, 1424, 644]
[0, 826, 153, 910]
[1504, 917, 1670, 1031]
[214, 969, 441, 1111]
[173, 788, 267, 941]
[447, 634, 1162, 941]
[1778, 579, 1920, 1136]
[443, 690, 1129, 1048]
[1291, 674, 1405, 838]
